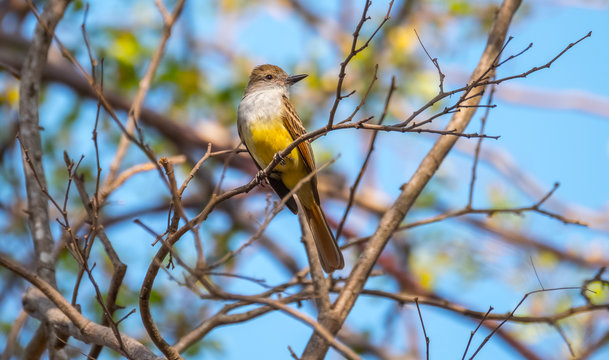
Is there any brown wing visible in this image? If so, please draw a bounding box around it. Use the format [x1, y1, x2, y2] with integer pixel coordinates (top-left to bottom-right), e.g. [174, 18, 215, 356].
[281, 95, 320, 204]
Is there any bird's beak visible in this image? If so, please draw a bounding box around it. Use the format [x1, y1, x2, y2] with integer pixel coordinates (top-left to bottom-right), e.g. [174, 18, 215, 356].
[287, 74, 308, 85]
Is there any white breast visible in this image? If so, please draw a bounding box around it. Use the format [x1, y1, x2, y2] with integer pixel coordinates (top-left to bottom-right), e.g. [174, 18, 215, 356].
[238, 87, 285, 128]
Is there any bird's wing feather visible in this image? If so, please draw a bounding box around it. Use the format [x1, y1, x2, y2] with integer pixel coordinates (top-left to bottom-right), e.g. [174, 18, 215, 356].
[281, 95, 320, 204]
[281, 95, 315, 172]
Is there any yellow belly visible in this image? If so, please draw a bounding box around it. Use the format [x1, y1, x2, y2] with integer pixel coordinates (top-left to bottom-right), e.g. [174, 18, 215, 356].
[248, 120, 308, 190]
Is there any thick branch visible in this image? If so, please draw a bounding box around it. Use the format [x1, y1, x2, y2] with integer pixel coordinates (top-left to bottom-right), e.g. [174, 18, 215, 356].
[17, 1, 71, 356]
[18, 0, 70, 288]
[0, 253, 162, 360]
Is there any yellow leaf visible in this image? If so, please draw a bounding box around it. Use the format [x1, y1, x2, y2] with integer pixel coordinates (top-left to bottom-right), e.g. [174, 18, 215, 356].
[110, 32, 140, 64]
[418, 269, 434, 290]
[586, 280, 609, 304]
[413, 71, 439, 101]
[536, 251, 558, 268]
[7, 85, 19, 108]
[388, 26, 417, 54]
[221, 0, 238, 12]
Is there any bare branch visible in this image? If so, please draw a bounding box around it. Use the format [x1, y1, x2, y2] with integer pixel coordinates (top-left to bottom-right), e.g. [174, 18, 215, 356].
[462, 306, 493, 360]
[104, 0, 187, 186]
[414, 29, 445, 93]
[414, 298, 430, 360]
[73, 174, 129, 359]
[1, 310, 28, 360]
[468, 287, 583, 359]
[18, 0, 70, 354]
[0, 254, 162, 360]
[336, 76, 396, 240]
[468, 84, 496, 207]
[327, 0, 394, 128]
[333, 287, 608, 324]
[550, 321, 575, 357]
[19, 0, 70, 287]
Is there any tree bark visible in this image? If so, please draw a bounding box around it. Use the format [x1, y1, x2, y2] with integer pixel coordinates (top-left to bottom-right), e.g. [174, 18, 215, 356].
[18, 0, 71, 289]
[18, 1, 71, 358]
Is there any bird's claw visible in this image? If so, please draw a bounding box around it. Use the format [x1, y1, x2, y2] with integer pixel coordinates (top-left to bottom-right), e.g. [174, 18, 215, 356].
[273, 153, 286, 166]
[255, 170, 267, 184]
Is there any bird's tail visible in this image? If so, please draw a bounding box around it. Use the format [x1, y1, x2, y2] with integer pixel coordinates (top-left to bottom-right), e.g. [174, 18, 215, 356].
[303, 203, 344, 273]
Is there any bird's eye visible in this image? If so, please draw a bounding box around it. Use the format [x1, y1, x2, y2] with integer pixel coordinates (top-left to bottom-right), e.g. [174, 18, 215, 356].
[265, 74, 273, 80]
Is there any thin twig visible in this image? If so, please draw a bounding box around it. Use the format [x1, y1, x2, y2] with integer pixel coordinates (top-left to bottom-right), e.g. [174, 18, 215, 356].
[336, 76, 396, 240]
[414, 298, 430, 360]
[468, 84, 496, 207]
[339, 64, 379, 124]
[338, 287, 608, 324]
[530, 256, 545, 290]
[104, 0, 187, 187]
[0, 254, 160, 359]
[551, 321, 575, 357]
[208, 158, 337, 269]
[462, 306, 493, 360]
[343, 184, 587, 251]
[24, 0, 168, 189]
[468, 287, 584, 359]
[414, 29, 445, 93]
[179, 143, 213, 196]
[327, 0, 394, 128]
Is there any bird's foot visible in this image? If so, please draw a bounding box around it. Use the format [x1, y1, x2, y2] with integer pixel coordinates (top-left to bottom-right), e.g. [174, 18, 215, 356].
[273, 153, 286, 166]
[255, 170, 267, 185]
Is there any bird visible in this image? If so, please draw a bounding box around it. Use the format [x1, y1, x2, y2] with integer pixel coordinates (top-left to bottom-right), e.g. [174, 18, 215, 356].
[237, 64, 344, 273]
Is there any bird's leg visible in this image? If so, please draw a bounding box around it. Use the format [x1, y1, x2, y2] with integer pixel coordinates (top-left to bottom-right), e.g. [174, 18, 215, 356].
[254, 170, 267, 185]
[273, 152, 286, 166]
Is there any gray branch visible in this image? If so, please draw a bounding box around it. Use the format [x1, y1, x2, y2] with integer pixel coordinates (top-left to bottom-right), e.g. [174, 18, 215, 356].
[18, 0, 71, 287]
[18, 0, 71, 357]
[23, 288, 163, 360]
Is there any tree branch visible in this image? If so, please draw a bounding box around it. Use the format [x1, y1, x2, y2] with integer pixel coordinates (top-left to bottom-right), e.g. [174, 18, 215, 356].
[0, 253, 162, 360]
[18, 0, 70, 290]
[18, 0, 71, 357]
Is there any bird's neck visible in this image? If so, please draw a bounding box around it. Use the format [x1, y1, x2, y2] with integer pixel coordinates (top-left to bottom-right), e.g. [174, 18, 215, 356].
[244, 84, 288, 100]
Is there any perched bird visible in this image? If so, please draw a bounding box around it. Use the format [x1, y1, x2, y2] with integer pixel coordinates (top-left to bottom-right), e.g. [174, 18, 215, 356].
[237, 64, 344, 273]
